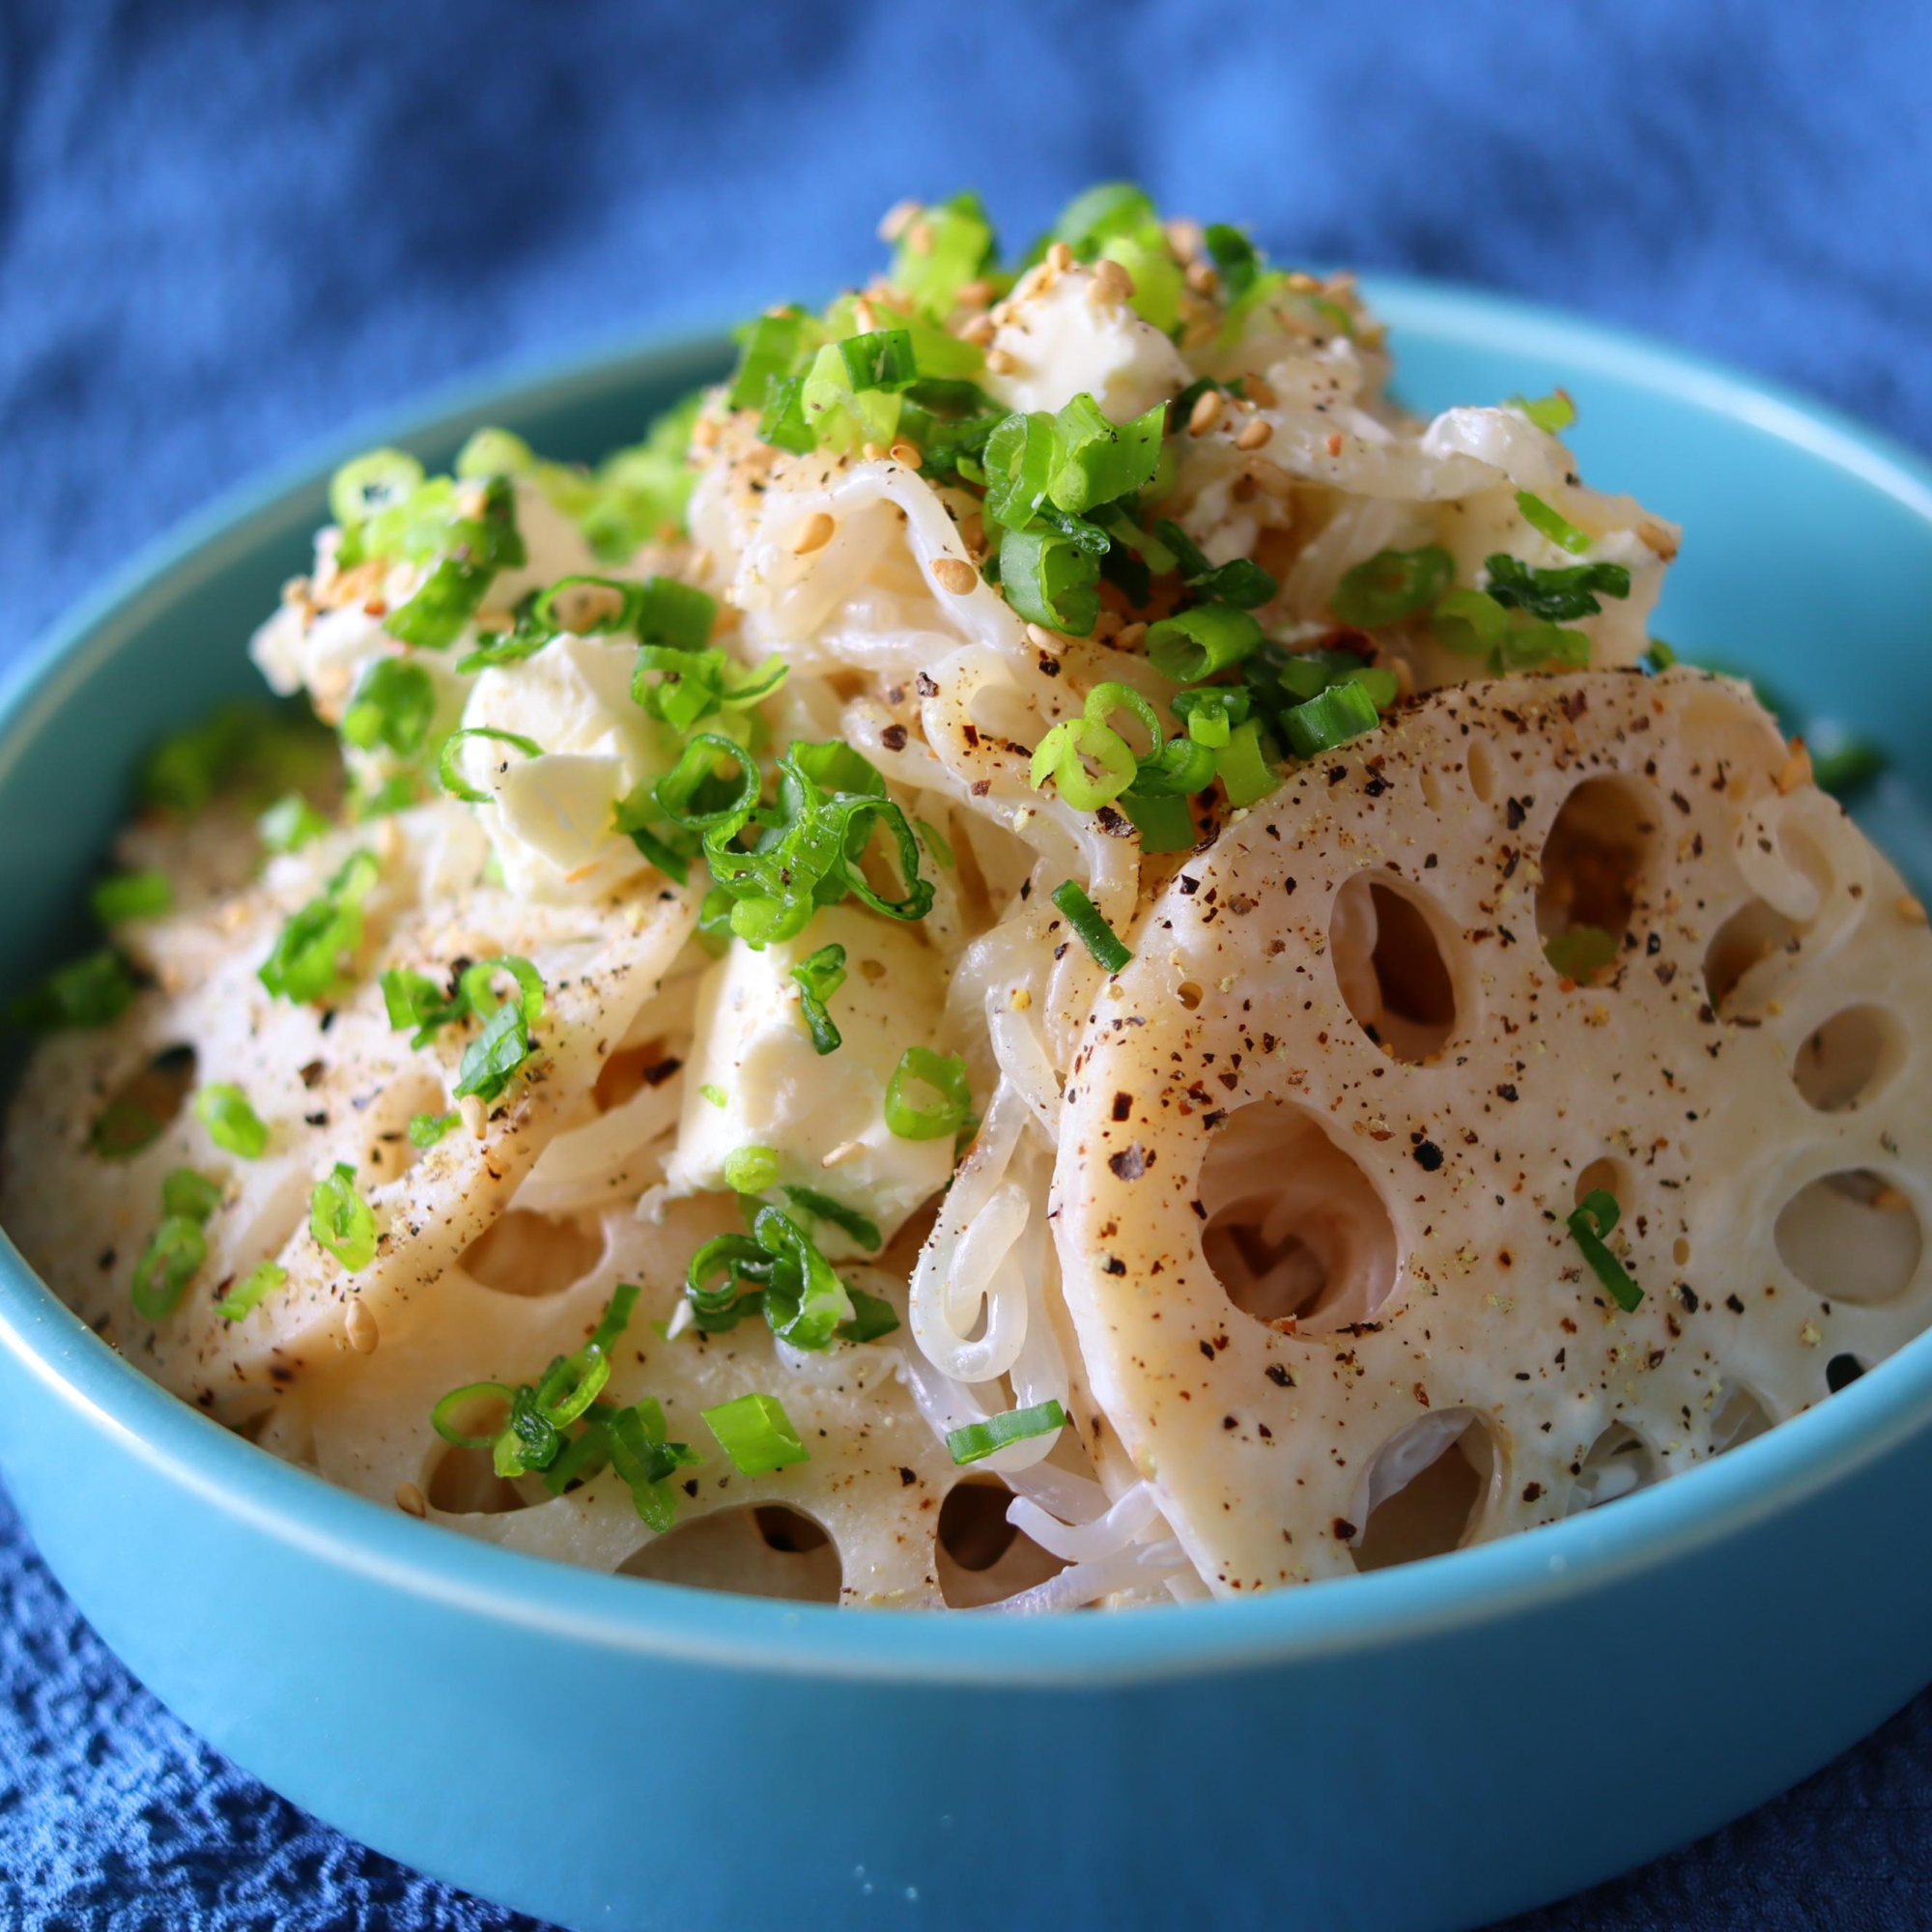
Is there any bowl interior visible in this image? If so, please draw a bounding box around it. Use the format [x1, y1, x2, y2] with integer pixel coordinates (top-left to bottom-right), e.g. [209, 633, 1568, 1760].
[3, 285, 1932, 1678]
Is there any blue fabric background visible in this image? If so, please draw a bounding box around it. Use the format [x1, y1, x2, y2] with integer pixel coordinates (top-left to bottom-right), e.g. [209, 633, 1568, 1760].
[3, 1, 1931, 1924]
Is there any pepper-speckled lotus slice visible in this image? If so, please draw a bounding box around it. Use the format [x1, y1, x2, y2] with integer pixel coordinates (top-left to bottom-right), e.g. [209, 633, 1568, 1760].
[295, 1197, 1017, 1608]
[3, 867, 693, 1421]
[1053, 668, 1932, 1594]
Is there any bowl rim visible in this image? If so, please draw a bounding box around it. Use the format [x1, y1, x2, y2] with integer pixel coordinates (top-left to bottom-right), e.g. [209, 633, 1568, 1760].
[5, 276, 1932, 1690]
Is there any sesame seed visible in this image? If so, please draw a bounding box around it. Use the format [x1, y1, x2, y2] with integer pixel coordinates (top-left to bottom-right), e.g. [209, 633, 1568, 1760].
[1116, 621, 1148, 651]
[906, 219, 933, 257]
[862, 442, 886, 463]
[1235, 418, 1274, 451]
[1638, 518, 1681, 561]
[344, 1298, 379, 1354]
[395, 1481, 427, 1518]
[889, 440, 923, 469]
[1163, 217, 1204, 263]
[960, 313, 998, 347]
[1900, 894, 1928, 924]
[1247, 457, 1293, 497]
[1091, 257, 1135, 303]
[1046, 241, 1075, 273]
[930, 556, 978, 595]
[791, 511, 837, 555]
[1776, 740, 1813, 794]
[821, 1139, 865, 1169]
[878, 199, 921, 243]
[460, 1094, 488, 1140]
[1188, 389, 1226, 436]
[1243, 375, 1277, 408]
[1184, 260, 1219, 295]
[1024, 622, 1060, 651]
[692, 414, 722, 448]
[955, 278, 996, 307]
[984, 347, 1017, 375]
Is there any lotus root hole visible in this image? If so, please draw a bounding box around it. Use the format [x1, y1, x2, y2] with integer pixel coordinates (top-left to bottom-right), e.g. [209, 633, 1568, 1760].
[1466, 739, 1500, 804]
[1349, 1411, 1493, 1573]
[462, 1208, 606, 1297]
[1573, 1156, 1632, 1209]
[1792, 1005, 1895, 1112]
[1712, 1383, 1773, 1453]
[1826, 1352, 1866, 1394]
[426, 1441, 529, 1516]
[621, 1504, 842, 1603]
[1200, 1100, 1398, 1334]
[1567, 1422, 1656, 1514]
[1775, 1170, 1922, 1305]
[1704, 899, 1802, 1015]
[1536, 775, 1658, 968]
[937, 1479, 1066, 1606]
[1330, 876, 1461, 1062]
[91, 1044, 196, 1157]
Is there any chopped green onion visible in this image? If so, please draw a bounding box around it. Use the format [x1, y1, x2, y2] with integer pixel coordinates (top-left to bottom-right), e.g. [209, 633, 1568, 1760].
[526, 574, 632, 638]
[452, 1003, 533, 1103]
[1203, 223, 1260, 299]
[1484, 554, 1630, 622]
[1029, 711, 1138, 811]
[801, 340, 904, 453]
[752, 1207, 856, 1348]
[650, 732, 760, 831]
[1282, 680, 1382, 758]
[838, 1286, 901, 1344]
[140, 700, 334, 819]
[1147, 605, 1265, 682]
[982, 411, 1058, 532]
[892, 192, 998, 314]
[632, 576, 719, 651]
[258, 791, 329, 855]
[1331, 546, 1455, 629]
[913, 819, 954, 871]
[609, 1398, 702, 1529]
[1045, 393, 1166, 516]
[535, 1342, 612, 1430]
[195, 1083, 270, 1159]
[1432, 587, 1511, 660]
[1216, 719, 1281, 808]
[702, 1392, 810, 1475]
[310, 1161, 377, 1272]
[130, 1213, 206, 1322]
[161, 1167, 223, 1222]
[781, 1185, 882, 1254]
[998, 526, 1102, 637]
[1544, 925, 1619, 981]
[257, 849, 380, 1005]
[1152, 520, 1278, 610]
[790, 942, 847, 1054]
[1118, 788, 1198, 852]
[408, 1111, 459, 1149]
[1516, 491, 1593, 556]
[1812, 739, 1889, 798]
[382, 966, 457, 1046]
[1508, 390, 1577, 434]
[1051, 879, 1131, 973]
[430, 1380, 514, 1451]
[835, 328, 918, 392]
[1643, 639, 1678, 672]
[757, 374, 815, 454]
[329, 448, 424, 527]
[437, 726, 542, 805]
[341, 658, 438, 757]
[454, 427, 537, 480]
[946, 1399, 1067, 1465]
[214, 1261, 286, 1323]
[727, 308, 808, 414]
[883, 1046, 972, 1141]
[724, 1145, 781, 1194]
[699, 1083, 727, 1109]
[588, 1281, 641, 1354]
[1568, 1189, 1642, 1312]
[91, 870, 172, 926]
[9, 948, 138, 1030]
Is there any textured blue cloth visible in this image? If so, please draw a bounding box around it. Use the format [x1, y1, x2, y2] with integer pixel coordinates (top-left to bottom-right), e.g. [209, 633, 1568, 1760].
[4, 2, 1932, 1924]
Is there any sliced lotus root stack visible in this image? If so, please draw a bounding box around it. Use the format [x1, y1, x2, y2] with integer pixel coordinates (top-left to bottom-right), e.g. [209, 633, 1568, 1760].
[293, 1197, 1045, 1609]
[3, 861, 693, 1421]
[1052, 668, 1932, 1594]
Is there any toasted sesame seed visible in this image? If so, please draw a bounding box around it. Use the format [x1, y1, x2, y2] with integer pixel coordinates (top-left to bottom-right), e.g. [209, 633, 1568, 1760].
[1243, 375, 1277, 408]
[1046, 241, 1075, 273]
[1235, 418, 1274, 451]
[1091, 257, 1135, 302]
[344, 1298, 379, 1354]
[906, 219, 934, 257]
[1164, 217, 1204, 263]
[460, 1094, 488, 1140]
[955, 278, 996, 308]
[960, 313, 998, 347]
[878, 199, 921, 242]
[692, 412, 721, 447]
[1188, 389, 1226, 436]
[792, 511, 837, 555]
[1776, 740, 1813, 794]
[1025, 622, 1060, 651]
[821, 1139, 865, 1169]
[889, 439, 923, 469]
[862, 441, 886, 462]
[1246, 457, 1293, 497]
[853, 298, 881, 334]
[1638, 518, 1681, 561]
[1875, 1185, 1912, 1211]
[931, 556, 977, 595]
[1116, 621, 1148, 651]
[395, 1481, 427, 1518]
[984, 347, 1017, 375]
[1184, 260, 1219, 295]
[959, 513, 986, 551]
[1900, 894, 1928, 924]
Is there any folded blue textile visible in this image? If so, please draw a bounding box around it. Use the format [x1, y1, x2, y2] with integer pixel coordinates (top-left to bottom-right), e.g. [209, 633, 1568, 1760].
[3, 1, 1931, 1924]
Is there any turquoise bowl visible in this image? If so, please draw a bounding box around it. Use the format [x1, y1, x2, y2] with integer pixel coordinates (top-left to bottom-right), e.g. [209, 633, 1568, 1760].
[3, 285, 1931, 1932]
